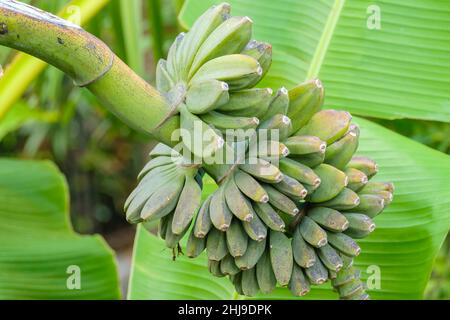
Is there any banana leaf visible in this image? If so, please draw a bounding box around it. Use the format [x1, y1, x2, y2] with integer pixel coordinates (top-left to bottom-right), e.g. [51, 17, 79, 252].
[0, 159, 120, 299]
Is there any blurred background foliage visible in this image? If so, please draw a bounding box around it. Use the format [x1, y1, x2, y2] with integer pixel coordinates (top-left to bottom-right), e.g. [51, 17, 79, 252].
[0, 0, 448, 299]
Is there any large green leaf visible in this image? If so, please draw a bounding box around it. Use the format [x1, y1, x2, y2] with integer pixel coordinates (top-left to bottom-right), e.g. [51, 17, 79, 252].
[0, 159, 120, 299]
[179, 0, 450, 122]
[128, 118, 450, 300]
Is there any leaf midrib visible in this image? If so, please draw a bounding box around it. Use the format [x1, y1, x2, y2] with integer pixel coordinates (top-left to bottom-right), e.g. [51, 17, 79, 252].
[306, 0, 345, 80]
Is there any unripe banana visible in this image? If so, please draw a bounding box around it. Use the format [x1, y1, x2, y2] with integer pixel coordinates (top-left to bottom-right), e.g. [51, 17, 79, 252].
[241, 40, 272, 83]
[207, 228, 228, 261]
[317, 244, 344, 272]
[292, 225, 316, 268]
[166, 32, 185, 81]
[359, 181, 394, 194]
[345, 168, 368, 192]
[279, 158, 321, 187]
[325, 124, 360, 170]
[220, 254, 241, 276]
[326, 232, 361, 257]
[231, 272, 244, 295]
[217, 88, 273, 118]
[290, 150, 326, 168]
[165, 214, 190, 249]
[209, 187, 233, 231]
[261, 87, 289, 122]
[307, 207, 349, 232]
[288, 79, 324, 133]
[256, 251, 277, 294]
[242, 212, 267, 241]
[289, 264, 310, 296]
[240, 158, 283, 183]
[226, 218, 248, 257]
[191, 54, 262, 90]
[319, 188, 360, 210]
[258, 114, 292, 141]
[208, 259, 226, 277]
[296, 110, 352, 145]
[186, 229, 206, 258]
[345, 194, 385, 218]
[299, 216, 328, 248]
[343, 213, 376, 239]
[346, 156, 378, 178]
[189, 16, 253, 77]
[263, 184, 299, 216]
[269, 230, 293, 286]
[304, 255, 328, 285]
[241, 267, 260, 296]
[200, 111, 259, 131]
[172, 174, 202, 234]
[274, 174, 308, 199]
[235, 238, 266, 270]
[254, 202, 286, 232]
[309, 164, 347, 203]
[185, 79, 230, 114]
[193, 195, 213, 238]
[285, 135, 326, 155]
[149, 143, 176, 157]
[176, 3, 231, 80]
[234, 170, 269, 202]
[224, 176, 254, 221]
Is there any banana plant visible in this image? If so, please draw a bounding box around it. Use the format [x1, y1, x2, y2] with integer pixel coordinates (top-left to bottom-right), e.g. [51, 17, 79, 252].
[0, 0, 448, 300]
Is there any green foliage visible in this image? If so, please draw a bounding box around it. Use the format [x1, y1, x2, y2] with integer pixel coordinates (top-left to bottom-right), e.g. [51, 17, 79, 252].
[0, 159, 120, 299]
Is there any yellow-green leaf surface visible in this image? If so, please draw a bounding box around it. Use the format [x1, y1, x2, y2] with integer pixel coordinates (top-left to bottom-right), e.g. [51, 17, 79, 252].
[180, 0, 450, 122]
[0, 159, 120, 299]
[0, 0, 110, 120]
[128, 118, 450, 299]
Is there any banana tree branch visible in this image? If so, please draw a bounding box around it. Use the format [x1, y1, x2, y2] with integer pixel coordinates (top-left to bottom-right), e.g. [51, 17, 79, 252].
[0, 0, 177, 145]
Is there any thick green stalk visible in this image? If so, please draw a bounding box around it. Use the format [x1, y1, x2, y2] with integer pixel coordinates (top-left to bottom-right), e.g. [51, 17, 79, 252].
[0, 0, 176, 144]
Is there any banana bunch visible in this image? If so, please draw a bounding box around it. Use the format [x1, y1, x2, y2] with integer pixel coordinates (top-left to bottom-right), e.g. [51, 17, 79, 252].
[156, 3, 279, 159]
[124, 144, 203, 253]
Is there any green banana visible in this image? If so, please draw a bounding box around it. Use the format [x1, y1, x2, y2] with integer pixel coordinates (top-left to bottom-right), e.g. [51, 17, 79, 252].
[185, 79, 229, 114]
[224, 176, 254, 221]
[149, 143, 175, 157]
[209, 187, 233, 231]
[359, 181, 394, 194]
[165, 214, 190, 249]
[208, 259, 226, 277]
[345, 194, 385, 218]
[343, 213, 376, 239]
[156, 59, 174, 93]
[157, 215, 169, 240]
[325, 124, 360, 170]
[296, 110, 352, 145]
[193, 195, 213, 238]
[345, 168, 368, 192]
[332, 265, 357, 287]
[180, 104, 224, 159]
[220, 254, 241, 276]
[176, 3, 231, 80]
[241, 267, 260, 296]
[274, 174, 308, 199]
[166, 32, 185, 81]
[326, 232, 361, 257]
[304, 255, 328, 285]
[240, 158, 282, 183]
[234, 170, 269, 202]
[137, 156, 175, 180]
[241, 39, 272, 83]
[231, 272, 244, 295]
[346, 156, 378, 178]
[338, 278, 364, 299]
[172, 174, 202, 234]
[242, 212, 267, 241]
[254, 202, 286, 232]
[319, 188, 360, 210]
[309, 164, 347, 203]
[235, 238, 266, 270]
[200, 111, 259, 130]
[284, 135, 326, 155]
[186, 229, 206, 258]
[269, 230, 293, 286]
[258, 114, 292, 141]
[263, 184, 299, 216]
[299, 216, 328, 248]
[292, 225, 316, 268]
[261, 87, 289, 122]
[289, 264, 310, 296]
[290, 151, 325, 168]
[190, 54, 262, 90]
[189, 16, 253, 77]
[217, 88, 273, 117]
[288, 79, 324, 133]
[307, 207, 349, 232]
[256, 251, 277, 294]
[279, 158, 321, 187]
[226, 218, 248, 257]
[207, 228, 228, 261]
[317, 244, 344, 272]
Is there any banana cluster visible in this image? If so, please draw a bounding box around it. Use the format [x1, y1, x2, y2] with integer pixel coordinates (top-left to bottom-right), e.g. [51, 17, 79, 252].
[124, 3, 394, 299]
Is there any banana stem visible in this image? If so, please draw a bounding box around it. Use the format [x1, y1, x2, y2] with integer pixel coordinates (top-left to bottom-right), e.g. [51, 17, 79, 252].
[0, 0, 176, 144]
